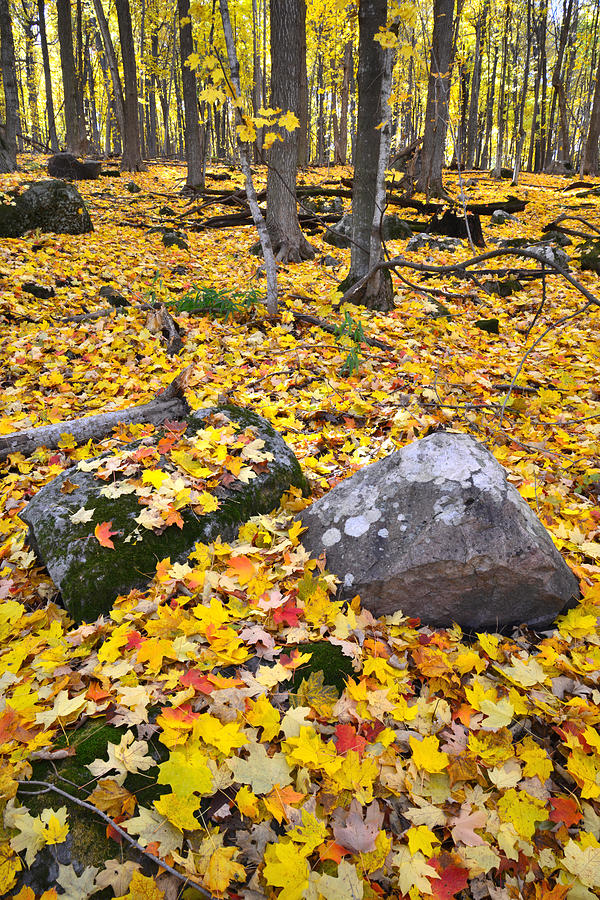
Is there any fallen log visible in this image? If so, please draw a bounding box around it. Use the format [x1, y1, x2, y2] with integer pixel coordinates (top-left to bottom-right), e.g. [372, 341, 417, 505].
[0, 368, 192, 462]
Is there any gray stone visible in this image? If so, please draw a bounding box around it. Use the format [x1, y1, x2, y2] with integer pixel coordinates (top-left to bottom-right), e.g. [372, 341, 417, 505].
[324, 213, 413, 248]
[490, 209, 518, 225]
[47, 152, 102, 180]
[323, 213, 353, 248]
[0, 180, 93, 237]
[406, 233, 463, 253]
[297, 433, 578, 631]
[22, 405, 307, 623]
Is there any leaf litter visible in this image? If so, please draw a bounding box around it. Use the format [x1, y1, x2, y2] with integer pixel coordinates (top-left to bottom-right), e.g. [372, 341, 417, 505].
[0, 159, 599, 898]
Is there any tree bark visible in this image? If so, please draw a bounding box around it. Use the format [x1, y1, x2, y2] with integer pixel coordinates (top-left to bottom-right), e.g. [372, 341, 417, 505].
[465, 0, 488, 169]
[114, 0, 143, 170]
[91, 0, 125, 139]
[178, 0, 205, 189]
[346, 0, 393, 311]
[265, 0, 314, 262]
[415, 0, 456, 196]
[0, 0, 18, 170]
[336, 40, 352, 164]
[492, 0, 510, 178]
[56, 0, 87, 153]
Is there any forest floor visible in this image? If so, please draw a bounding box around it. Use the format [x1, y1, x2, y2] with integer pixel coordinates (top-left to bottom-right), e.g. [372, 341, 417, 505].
[0, 157, 599, 899]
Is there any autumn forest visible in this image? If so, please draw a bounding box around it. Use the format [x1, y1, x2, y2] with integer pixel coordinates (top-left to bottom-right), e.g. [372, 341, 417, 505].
[1, 0, 600, 898]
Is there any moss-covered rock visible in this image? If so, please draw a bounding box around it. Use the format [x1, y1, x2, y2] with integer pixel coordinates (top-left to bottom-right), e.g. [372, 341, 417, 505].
[291, 641, 355, 695]
[22, 405, 308, 623]
[580, 239, 600, 273]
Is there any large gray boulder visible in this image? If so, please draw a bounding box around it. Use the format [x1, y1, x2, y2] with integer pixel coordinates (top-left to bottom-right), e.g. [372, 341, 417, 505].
[298, 433, 578, 631]
[0, 179, 92, 237]
[22, 405, 307, 623]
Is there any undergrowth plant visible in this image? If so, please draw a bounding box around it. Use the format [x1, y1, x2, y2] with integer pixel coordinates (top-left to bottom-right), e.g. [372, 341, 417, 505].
[335, 310, 366, 375]
[169, 285, 262, 319]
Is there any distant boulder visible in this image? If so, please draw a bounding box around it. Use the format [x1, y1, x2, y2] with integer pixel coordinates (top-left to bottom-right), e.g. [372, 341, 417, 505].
[298, 432, 578, 631]
[47, 152, 102, 180]
[0, 179, 93, 237]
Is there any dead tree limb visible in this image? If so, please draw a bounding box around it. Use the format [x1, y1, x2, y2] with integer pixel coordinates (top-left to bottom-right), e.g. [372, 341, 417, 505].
[338, 247, 600, 310]
[0, 368, 192, 461]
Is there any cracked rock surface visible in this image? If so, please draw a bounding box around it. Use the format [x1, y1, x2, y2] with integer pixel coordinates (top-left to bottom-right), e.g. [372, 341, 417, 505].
[298, 432, 578, 630]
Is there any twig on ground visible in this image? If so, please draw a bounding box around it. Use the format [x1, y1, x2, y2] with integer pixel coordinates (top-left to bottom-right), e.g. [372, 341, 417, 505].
[16, 780, 215, 899]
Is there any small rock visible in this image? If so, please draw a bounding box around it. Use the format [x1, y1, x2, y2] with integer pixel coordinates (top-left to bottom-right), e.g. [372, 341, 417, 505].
[323, 213, 353, 248]
[22, 281, 56, 300]
[406, 233, 462, 252]
[126, 181, 142, 193]
[47, 152, 102, 180]
[490, 209, 518, 225]
[475, 317, 500, 334]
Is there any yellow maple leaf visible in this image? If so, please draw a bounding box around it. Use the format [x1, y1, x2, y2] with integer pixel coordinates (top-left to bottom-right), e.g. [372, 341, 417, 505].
[497, 788, 546, 839]
[157, 747, 213, 796]
[154, 792, 201, 831]
[278, 110, 300, 131]
[0, 842, 22, 895]
[235, 785, 259, 818]
[409, 735, 449, 773]
[204, 845, 245, 895]
[245, 693, 280, 741]
[517, 736, 553, 781]
[193, 713, 248, 755]
[563, 836, 600, 888]
[405, 824, 440, 856]
[40, 807, 69, 845]
[116, 870, 165, 899]
[263, 839, 310, 900]
[263, 131, 282, 151]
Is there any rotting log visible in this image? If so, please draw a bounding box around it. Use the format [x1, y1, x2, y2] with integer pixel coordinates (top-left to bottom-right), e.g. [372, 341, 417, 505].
[0, 367, 192, 461]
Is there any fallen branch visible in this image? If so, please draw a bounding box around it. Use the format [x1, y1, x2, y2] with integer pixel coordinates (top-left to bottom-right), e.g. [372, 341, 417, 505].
[338, 247, 600, 310]
[291, 311, 393, 350]
[0, 367, 192, 461]
[56, 301, 183, 356]
[16, 780, 214, 899]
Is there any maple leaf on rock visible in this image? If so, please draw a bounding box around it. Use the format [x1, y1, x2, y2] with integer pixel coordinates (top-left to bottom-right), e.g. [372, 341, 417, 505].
[157, 747, 213, 796]
[94, 520, 117, 548]
[87, 730, 155, 781]
[56, 862, 99, 900]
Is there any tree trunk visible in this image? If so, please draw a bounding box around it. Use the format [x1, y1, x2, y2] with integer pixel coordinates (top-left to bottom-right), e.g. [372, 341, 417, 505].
[0, 0, 18, 170]
[56, 0, 87, 153]
[91, 0, 125, 139]
[219, 0, 278, 315]
[337, 40, 352, 164]
[492, 0, 510, 178]
[415, 0, 456, 196]
[545, 0, 573, 169]
[178, 0, 204, 189]
[466, 1, 488, 169]
[252, 0, 264, 162]
[512, 0, 532, 184]
[115, 0, 143, 170]
[37, 0, 59, 151]
[22, 11, 41, 144]
[583, 52, 600, 174]
[146, 32, 159, 158]
[265, 0, 314, 262]
[346, 0, 393, 311]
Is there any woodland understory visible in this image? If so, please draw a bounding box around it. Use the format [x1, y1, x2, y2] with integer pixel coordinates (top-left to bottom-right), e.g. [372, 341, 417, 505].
[0, 157, 600, 899]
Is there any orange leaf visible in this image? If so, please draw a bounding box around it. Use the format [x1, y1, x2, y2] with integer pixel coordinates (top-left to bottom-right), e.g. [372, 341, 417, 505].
[225, 555, 257, 585]
[94, 521, 117, 549]
[318, 841, 349, 862]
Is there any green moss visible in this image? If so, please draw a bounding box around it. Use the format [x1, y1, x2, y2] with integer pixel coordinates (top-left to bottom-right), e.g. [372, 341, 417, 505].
[291, 641, 355, 695]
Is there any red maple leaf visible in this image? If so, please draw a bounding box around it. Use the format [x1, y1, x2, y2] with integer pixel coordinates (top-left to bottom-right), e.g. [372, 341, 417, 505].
[335, 724, 367, 757]
[549, 796, 583, 827]
[428, 859, 469, 900]
[181, 669, 215, 694]
[272, 601, 302, 627]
